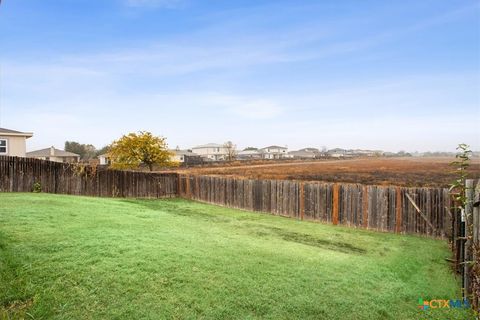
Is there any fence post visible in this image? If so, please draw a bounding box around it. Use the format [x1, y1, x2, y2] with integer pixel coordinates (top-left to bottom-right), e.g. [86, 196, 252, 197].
[464, 179, 474, 298]
[333, 183, 339, 225]
[472, 180, 480, 311]
[395, 187, 402, 233]
[185, 174, 191, 199]
[363, 185, 369, 228]
[299, 182, 305, 220]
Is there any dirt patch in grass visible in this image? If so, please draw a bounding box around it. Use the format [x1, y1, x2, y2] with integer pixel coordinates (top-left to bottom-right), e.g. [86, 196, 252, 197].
[1, 298, 34, 319]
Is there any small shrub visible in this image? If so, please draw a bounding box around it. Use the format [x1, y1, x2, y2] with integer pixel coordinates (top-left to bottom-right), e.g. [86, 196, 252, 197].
[32, 182, 42, 193]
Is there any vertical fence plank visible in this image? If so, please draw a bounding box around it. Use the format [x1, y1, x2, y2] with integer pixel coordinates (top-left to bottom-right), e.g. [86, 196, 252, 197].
[299, 182, 305, 220]
[395, 187, 402, 233]
[332, 183, 339, 225]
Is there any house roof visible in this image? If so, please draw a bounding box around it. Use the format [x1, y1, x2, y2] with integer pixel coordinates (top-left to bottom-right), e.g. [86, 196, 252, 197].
[238, 149, 261, 155]
[261, 145, 287, 150]
[192, 143, 224, 149]
[27, 147, 80, 158]
[170, 149, 198, 156]
[289, 150, 316, 156]
[0, 127, 33, 138]
[299, 147, 320, 153]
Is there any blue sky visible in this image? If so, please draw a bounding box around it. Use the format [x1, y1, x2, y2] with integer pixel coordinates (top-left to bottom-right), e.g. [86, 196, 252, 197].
[0, 0, 479, 152]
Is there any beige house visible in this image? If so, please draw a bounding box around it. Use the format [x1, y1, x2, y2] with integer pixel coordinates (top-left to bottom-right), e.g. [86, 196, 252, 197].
[0, 127, 34, 157]
[170, 149, 199, 163]
[260, 145, 290, 159]
[191, 143, 229, 161]
[27, 146, 80, 163]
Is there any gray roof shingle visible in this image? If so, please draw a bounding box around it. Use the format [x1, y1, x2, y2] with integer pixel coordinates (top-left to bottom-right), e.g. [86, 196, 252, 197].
[27, 147, 80, 158]
[0, 127, 33, 136]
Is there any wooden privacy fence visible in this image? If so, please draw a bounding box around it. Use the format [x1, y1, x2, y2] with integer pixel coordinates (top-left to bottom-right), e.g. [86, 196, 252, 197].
[0, 157, 455, 238]
[178, 174, 451, 237]
[0, 156, 178, 198]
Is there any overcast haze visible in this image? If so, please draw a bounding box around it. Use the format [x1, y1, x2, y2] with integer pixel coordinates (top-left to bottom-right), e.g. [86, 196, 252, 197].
[0, 0, 479, 152]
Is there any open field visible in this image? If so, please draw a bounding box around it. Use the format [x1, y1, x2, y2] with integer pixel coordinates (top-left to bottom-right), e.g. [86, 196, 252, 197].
[0, 193, 472, 319]
[178, 157, 480, 187]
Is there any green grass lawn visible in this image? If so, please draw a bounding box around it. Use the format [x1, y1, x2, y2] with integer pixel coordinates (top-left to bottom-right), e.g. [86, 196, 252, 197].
[0, 193, 473, 319]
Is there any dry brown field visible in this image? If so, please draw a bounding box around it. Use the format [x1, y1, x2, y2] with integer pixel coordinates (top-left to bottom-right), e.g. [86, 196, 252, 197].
[177, 157, 480, 187]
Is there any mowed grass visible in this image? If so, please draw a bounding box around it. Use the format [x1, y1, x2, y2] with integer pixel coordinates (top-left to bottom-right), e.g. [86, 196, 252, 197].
[0, 193, 473, 319]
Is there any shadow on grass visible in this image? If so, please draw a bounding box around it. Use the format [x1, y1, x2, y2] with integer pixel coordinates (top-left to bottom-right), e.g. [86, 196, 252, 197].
[249, 225, 367, 254]
[125, 199, 367, 255]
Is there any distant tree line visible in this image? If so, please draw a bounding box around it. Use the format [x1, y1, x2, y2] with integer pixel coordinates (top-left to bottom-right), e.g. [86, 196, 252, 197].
[64, 141, 109, 161]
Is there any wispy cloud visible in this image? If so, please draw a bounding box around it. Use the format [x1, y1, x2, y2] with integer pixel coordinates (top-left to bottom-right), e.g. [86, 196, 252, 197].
[1, 1, 478, 152]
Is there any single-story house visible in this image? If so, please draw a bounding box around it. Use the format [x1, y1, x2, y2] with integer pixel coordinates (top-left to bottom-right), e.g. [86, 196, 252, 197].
[327, 148, 347, 158]
[0, 127, 33, 157]
[27, 146, 80, 163]
[170, 149, 199, 163]
[191, 143, 229, 161]
[237, 149, 262, 160]
[289, 150, 317, 159]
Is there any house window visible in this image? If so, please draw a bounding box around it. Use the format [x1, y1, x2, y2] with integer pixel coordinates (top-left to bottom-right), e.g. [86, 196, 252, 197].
[0, 139, 7, 154]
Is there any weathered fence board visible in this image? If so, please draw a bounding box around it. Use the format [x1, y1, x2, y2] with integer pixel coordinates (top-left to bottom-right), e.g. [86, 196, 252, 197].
[0, 156, 177, 198]
[1, 156, 453, 238]
[178, 174, 450, 237]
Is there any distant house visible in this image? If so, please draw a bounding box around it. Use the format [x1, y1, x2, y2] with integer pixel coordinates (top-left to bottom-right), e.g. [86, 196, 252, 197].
[260, 145, 290, 159]
[237, 148, 262, 160]
[170, 149, 200, 163]
[289, 149, 317, 159]
[299, 147, 320, 153]
[98, 154, 110, 165]
[0, 127, 33, 157]
[327, 148, 346, 158]
[352, 149, 382, 157]
[191, 143, 229, 161]
[27, 146, 80, 163]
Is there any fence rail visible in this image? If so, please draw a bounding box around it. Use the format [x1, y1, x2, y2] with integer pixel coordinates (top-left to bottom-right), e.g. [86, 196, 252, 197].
[0, 156, 178, 198]
[0, 157, 455, 237]
[178, 174, 451, 237]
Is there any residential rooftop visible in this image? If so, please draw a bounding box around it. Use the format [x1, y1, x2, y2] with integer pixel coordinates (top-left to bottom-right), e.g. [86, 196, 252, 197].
[27, 147, 80, 158]
[0, 127, 33, 138]
[192, 143, 224, 149]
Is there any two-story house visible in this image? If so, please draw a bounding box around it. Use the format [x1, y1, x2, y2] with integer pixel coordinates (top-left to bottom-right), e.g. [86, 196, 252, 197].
[0, 127, 34, 157]
[260, 145, 289, 159]
[191, 143, 229, 161]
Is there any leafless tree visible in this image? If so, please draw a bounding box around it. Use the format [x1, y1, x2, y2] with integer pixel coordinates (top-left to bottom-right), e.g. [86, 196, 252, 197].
[224, 141, 237, 161]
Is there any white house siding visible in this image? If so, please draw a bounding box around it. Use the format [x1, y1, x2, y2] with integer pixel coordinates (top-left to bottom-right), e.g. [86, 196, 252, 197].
[191, 145, 229, 161]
